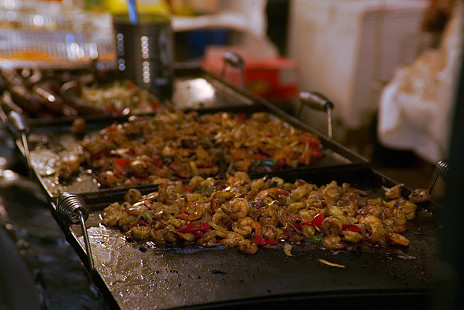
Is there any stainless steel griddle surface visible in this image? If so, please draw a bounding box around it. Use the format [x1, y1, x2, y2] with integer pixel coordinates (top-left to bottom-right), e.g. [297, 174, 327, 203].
[58, 166, 437, 310]
[25, 69, 365, 199]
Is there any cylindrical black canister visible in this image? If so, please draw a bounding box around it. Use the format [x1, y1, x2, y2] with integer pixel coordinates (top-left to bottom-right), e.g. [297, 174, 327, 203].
[113, 13, 174, 99]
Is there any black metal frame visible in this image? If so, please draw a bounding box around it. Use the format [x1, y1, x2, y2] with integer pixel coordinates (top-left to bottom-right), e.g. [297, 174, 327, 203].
[433, 12, 464, 309]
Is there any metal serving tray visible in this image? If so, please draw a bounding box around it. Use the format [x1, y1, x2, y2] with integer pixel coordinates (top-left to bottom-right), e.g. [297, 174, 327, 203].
[15, 67, 366, 200]
[51, 165, 437, 310]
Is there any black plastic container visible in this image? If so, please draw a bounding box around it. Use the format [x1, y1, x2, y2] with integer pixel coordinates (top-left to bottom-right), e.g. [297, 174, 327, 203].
[113, 13, 174, 99]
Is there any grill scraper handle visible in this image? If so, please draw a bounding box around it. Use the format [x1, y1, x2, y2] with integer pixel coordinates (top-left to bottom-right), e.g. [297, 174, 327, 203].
[57, 192, 95, 270]
[220, 52, 245, 88]
[7, 111, 32, 173]
[428, 160, 449, 194]
[298, 91, 334, 139]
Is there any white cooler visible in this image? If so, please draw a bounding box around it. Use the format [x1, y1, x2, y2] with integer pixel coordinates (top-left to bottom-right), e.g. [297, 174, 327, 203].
[288, 0, 428, 131]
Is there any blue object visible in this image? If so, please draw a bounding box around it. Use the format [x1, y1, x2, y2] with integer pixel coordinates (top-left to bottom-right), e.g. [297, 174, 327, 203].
[187, 28, 229, 59]
[127, 0, 139, 24]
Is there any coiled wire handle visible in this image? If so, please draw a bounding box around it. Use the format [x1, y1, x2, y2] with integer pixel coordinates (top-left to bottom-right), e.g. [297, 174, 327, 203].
[298, 91, 334, 139]
[220, 52, 245, 88]
[428, 160, 449, 194]
[7, 111, 32, 174]
[57, 192, 94, 270]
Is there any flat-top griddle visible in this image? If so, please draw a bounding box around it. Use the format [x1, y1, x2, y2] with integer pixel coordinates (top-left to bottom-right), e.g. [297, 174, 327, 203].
[21, 67, 366, 200]
[3, 66, 438, 309]
[52, 165, 437, 310]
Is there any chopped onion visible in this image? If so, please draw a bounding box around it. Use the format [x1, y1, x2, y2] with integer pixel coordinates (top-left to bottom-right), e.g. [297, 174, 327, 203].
[317, 258, 346, 268]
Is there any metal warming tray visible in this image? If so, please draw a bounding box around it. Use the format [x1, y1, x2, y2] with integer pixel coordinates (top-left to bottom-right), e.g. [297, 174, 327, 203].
[51, 165, 438, 310]
[13, 66, 367, 201]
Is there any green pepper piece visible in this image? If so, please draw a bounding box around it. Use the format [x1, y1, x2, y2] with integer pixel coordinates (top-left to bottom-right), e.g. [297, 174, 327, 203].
[141, 213, 151, 222]
[306, 233, 324, 244]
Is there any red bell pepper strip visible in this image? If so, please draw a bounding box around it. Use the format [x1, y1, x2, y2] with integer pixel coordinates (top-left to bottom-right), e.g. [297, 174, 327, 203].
[113, 158, 131, 177]
[105, 124, 117, 132]
[253, 236, 278, 245]
[342, 224, 362, 233]
[176, 222, 211, 238]
[312, 213, 324, 227]
[235, 113, 246, 121]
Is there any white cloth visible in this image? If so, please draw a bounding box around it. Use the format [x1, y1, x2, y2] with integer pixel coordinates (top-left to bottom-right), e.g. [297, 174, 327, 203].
[377, 4, 462, 163]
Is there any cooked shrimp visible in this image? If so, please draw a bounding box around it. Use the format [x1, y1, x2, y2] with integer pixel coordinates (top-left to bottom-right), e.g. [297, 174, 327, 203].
[196, 232, 217, 248]
[342, 230, 362, 243]
[302, 225, 316, 239]
[124, 188, 142, 204]
[287, 201, 306, 214]
[384, 184, 404, 199]
[359, 215, 383, 232]
[232, 217, 262, 236]
[179, 194, 209, 221]
[166, 217, 188, 229]
[127, 225, 151, 240]
[291, 184, 314, 201]
[256, 206, 279, 227]
[188, 175, 205, 188]
[387, 233, 410, 246]
[298, 209, 317, 222]
[408, 189, 431, 203]
[238, 239, 258, 254]
[395, 199, 418, 221]
[262, 224, 278, 240]
[327, 205, 344, 218]
[216, 231, 245, 247]
[369, 227, 387, 245]
[257, 188, 290, 200]
[58, 154, 82, 179]
[211, 208, 233, 229]
[222, 198, 250, 220]
[227, 171, 250, 186]
[322, 235, 345, 250]
[210, 191, 235, 204]
[101, 172, 421, 254]
[250, 178, 265, 191]
[101, 202, 127, 227]
[321, 217, 343, 236]
[359, 198, 384, 218]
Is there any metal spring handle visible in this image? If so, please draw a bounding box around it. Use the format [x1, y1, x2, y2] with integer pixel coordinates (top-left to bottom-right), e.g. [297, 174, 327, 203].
[428, 160, 449, 193]
[7, 111, 32, 173]
[298, 91, 334, 139]
[7, 110, 29, 135]
[220, 52, 245, 88]
[57, 192, 94, 270]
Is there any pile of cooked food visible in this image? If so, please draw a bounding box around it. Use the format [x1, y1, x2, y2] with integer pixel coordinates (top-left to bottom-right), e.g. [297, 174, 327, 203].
[81, 80, 163, 115]
[0, 68, 163, 119]
[101, 172, 426, 255]
[58, 111, 322, 187]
